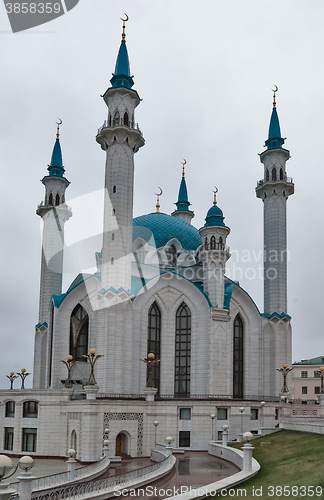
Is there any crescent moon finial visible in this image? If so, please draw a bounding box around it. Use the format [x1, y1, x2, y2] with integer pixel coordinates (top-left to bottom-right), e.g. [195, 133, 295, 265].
[181, 159, 187, 178]
[213, 186, 218, 206]
[155, 187, 163, 213]
[120, 13, 129, 41]
[272, 85, 278, 109]
[56, 118, 62, 140]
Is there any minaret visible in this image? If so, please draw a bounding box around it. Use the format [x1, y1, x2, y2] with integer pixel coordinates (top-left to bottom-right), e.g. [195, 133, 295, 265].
[36, 121, 72, 324]
[199, 189, 230, 308]
[96, 16, 145, 292]
[171, 160, 194, 224]
[256, 88, 294, 315]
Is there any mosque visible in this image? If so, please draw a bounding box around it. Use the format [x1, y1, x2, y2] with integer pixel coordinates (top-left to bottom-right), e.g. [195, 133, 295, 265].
[0, 19, 294, 461]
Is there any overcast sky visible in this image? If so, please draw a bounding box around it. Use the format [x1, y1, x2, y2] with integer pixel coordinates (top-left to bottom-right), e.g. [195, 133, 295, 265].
[1, 0, 323, 388]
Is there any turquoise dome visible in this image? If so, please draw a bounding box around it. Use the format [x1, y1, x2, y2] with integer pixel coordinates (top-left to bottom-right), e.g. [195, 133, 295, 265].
[133, 213, 202, 251]
[204, 205, 226, 227]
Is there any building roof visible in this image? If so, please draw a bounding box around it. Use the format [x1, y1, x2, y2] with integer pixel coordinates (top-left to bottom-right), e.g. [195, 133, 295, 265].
[110, 40, 135, 89]
[265, 106, 285, 150]
[47, 138, 66, 178]
[293, 356, 324, 366]
[133, 212, 202, 251]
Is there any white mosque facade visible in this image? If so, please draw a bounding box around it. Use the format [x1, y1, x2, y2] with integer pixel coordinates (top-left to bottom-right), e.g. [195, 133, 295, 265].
[0, 22, 294, 461]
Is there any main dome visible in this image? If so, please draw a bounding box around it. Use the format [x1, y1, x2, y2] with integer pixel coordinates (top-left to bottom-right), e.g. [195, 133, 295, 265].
[133, 213, 202, 251]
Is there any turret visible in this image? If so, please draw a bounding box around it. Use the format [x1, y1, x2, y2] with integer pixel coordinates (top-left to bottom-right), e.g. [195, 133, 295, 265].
[256, 87, 294, 315]
[171, 161, 194, 224]
[199, 189, 230, 308]
[96, 16, 145, 293]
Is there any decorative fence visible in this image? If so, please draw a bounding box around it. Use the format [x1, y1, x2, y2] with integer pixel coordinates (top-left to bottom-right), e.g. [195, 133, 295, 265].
[31, 454, 175, 500]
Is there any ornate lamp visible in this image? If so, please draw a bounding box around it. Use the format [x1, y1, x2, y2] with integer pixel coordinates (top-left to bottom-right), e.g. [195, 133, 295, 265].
[165, 436, 174, 446]
[141, 353, 160, 388]
[83, 349, 103, 385]
[314, 366, 324, 394]
[19, 456, 35, 472]
[276, 364, 292, 393]
[6, 372, 18, 390]
[17, 369, 31, 389]
[61, 355, 78, 388]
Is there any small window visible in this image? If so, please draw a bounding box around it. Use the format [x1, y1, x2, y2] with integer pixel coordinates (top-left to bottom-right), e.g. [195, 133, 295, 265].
[251, 408, 259, 420]
[113, 185, 117, 193]
[217, 408, 228, 420]
[179, 431, 190, 447]
[112, 208, 116, 215]
[4, 427, 14, 451]
[280, 168, 284, 180]
[275, 409, 279, 420]
[217, 431, 223, 440]
[23, 401, 38, 418]
[22, 428, 37, 452]
[113, 111, 120, 126]
[55, 194, 60, 206]
[48, 193, 53, 205]
[108, 114, 111, 126]
[266, 169, 269, 181]
[218, 236, 223, 250]
[179, 408, 191, 420]
[167, 245, 177, 266]
[5, 401, 15, 418]
[111, 257, 114, 265]
[112, 233, 115, 241]
[204, 238, 208, 250]
[272, 168, 277, 181]
[123, 112, 129, 127]
[314, 371, 320, 378]
[301, 371, 308, 378]
[210, 236, 216, 250]
[315, 386, 320, 394]
[302, 386, 308, 395]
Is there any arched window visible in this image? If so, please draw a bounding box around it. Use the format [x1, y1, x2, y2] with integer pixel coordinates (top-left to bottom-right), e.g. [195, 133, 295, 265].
[123, 112, 129, 127]
[112, 233, 115, 241]
[113, 185, 117, 193]
[55, 194, 60, 205]
[210, 236, 216, 250]
[108, 114, 111, 127]
[233, 314, 243, 398]
[272, 168, 277, 181]
[147, 302, 161, 392]
[113, 111, 120, 126]
[204, 238, 208, 250]
[70, 305, 89, 362]
[175, 302, 191, 397]
[218, 236, 223, 250]
[266, 169, 269, 181]
[48, 193, 53, 206]
[112, 208, 116, 215]
[280, 168, 284, 180]
[111, 257, 114, 265]
[5, 401, 15, 418]
[167, 245, 177, 265]
[71, 430, 77, 452]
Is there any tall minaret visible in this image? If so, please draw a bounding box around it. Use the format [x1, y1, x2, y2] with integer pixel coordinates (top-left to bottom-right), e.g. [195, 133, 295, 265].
[171, 160, 194, 224]
[256, 88, 294, 315]
[96, 16, 145, 293]
[37, 121, 72, 325]
[199, 189, 230, 309]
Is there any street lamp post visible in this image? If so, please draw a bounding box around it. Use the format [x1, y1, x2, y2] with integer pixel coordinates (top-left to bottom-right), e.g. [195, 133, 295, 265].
[17, 369, 31, 390]
[141, 353, 160, 388]
[260, 401, 266, 432]
[83, 348, 103, 385]
[153, 421, 159, 447]
[238, 407, 244, 442]
[276, 364, 292, 394]
[210, 414, 216, 441]
[6, 372, 18, 390]
[61, 355, 78, 388]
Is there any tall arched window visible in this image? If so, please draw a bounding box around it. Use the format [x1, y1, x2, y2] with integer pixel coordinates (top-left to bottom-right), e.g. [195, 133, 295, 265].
[108, 114, 111, 126]
[55, 194, 60, 205]
[233, 314, 243, 398]
[70, 305, 89, 362]
[280, 168, 284, 180]
[266, 169, 269, 181]
[210, 236, 216, 250]
[147, 302, 161, 392]
[204, 238, 208, 250]
[113, 185, 117, 193]
[272, 168, 277, 181]
[167, 245, 177, 265]
[48, 193, 53, 205]
[123, 112, 129, 126]
[218, 236, 223, 250]
[113, 111, 120, 126]
[175, 302, 191, 397]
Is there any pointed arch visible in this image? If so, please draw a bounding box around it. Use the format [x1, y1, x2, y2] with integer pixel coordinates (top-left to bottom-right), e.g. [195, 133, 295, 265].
[70, 304, 89, 362]
[71, 430, 77, 451]
[147, 302, 161, 392]
[210, 236, 216, 250]
[113, 110, 120, 126]
[48, 193, 53, 206]
[218, 236, 223, 250]
[123, 112, 129, 127]
[204, 238, 208, 250]
[233, 314, 243, 398]
[280, 168, 284, 180]
[55, 193, 60, 206]
[108, 114, 112, 127]
[266, 169, 269, 181]
[175, 302, 191, 397]
[272, 168, 277, 181]
[167, 245, 177, 265]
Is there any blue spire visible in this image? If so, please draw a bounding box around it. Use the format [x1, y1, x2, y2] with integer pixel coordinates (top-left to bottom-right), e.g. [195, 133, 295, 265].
[204, 189, 229, 228]
[265, 89, 285, 150]
[110, 40, 134, 89]
[47, 123, 66, 178]
[175, 177, 190, 211]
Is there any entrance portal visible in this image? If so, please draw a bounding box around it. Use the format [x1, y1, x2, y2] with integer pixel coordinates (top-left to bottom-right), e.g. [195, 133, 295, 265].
[115, 432, 128, 455]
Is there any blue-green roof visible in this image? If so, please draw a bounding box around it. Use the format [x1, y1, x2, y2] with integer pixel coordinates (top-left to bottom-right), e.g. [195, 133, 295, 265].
[265, 107, 285, 150]
[110, 41, 134, 89]
[204, 205, 229, 228]
[133, 213, 202, 251]
[47, 139, 66, 178]
[293, 356, 324, 366]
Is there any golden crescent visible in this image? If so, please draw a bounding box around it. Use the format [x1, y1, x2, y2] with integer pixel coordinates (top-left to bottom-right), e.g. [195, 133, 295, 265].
[121, 13, 129, 22]
[181, 159, 187, 166]
[56, 118, 62, 125]
[155, 187, 163, 197]
[272, 85, 278, 93]
[213, 186, 218, 194]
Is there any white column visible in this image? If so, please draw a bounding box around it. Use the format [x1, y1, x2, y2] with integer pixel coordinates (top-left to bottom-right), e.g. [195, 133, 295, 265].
[17, 472, 35, 500]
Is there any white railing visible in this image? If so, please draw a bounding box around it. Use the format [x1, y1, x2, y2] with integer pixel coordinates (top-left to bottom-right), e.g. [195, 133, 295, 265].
[283, 416, 324, 424]
[97, 120, 143, 136]
[29, 455, 108, 492]
[32, 454, 174, 500]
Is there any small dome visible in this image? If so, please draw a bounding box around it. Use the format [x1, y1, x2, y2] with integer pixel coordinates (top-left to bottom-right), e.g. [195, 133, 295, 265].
[204, 205, 226, 227]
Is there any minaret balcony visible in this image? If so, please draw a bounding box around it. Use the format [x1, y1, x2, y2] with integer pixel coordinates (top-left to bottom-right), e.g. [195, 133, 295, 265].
[97, 118, 143, 137]
[256, 177, 294, 199]
[96, 119, 145, 152]
[257, 175, 293, 187]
